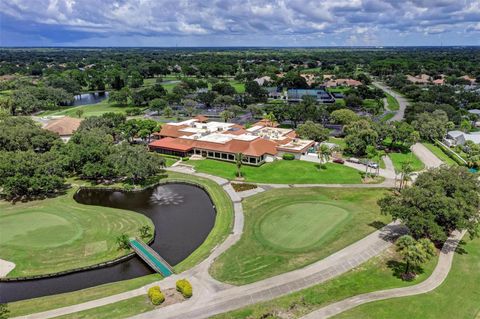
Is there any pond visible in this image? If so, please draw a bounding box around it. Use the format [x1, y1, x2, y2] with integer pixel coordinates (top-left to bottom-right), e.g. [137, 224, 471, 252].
[0, 183, 216, 303]
[70, 91, 109, 106]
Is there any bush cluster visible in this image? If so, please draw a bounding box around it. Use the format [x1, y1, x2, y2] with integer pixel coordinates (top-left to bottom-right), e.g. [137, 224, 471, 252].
[282, 153, 295, 160]
[176, 279, 193, 298]
[147, 286, 165, 305]
[231, 183, 257, 192]
[434, 140, 466, 166]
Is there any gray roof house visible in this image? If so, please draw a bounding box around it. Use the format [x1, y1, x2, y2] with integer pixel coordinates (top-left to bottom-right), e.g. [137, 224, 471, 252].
[445, 130, 480, 146]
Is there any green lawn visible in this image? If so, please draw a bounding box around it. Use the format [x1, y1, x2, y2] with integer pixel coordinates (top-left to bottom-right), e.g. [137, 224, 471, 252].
[54, 295, 155, 319]
[0, 188, 153, 278]
[385, 92, 400, 111]
[328, 137, 347, 149]
[40, 99, 136, 118]
[334, 237, 480, 319]
[209, 187, 390, 285]
[189, 159, 363, 184]
[6, 172, 233, 317]
[380, 113, 395, 122]
[212, 245, 438, 319]
[388, 152, 424, 172]
[422, 143, 457, 166]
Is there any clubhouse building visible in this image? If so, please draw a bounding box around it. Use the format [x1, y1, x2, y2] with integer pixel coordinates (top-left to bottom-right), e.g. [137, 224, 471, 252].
[149, 117, 315, 166]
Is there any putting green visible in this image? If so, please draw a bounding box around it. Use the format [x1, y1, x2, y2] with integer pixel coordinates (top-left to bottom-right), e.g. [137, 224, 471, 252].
[0, 212, 82, 248]
[258, 203, 350, 251]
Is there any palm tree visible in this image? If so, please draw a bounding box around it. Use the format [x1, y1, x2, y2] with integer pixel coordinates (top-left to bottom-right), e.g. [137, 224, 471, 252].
[398, 160, 413, 190]
[317, 144, 331, 163]
[396, 235, 436, 280]
[235, 153, 243, 178]
[263, 112, 277, 127]
[365, 145, 378, 178]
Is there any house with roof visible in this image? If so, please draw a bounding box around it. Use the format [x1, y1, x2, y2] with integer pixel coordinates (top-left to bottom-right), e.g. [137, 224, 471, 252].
[286, 88, 335, 103]
[406, 74, 432, 84]
[253, 76, 272, 86]
[43, 116, 82, 142]
[149, 118, 315, 165]
[444, 130, 480, 147]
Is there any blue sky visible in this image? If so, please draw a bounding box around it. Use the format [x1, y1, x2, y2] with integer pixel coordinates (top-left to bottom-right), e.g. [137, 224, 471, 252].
[1, 0, 479, 47]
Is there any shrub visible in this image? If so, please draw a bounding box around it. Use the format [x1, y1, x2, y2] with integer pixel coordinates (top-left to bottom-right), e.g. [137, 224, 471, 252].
[125, 108, 143, 116]
[148, 286, 165, 305]
[231, 183, 257, 192]
[176, 279, 193, 298]
[282, 153, 295, 160]
[182, 157, 190, 161]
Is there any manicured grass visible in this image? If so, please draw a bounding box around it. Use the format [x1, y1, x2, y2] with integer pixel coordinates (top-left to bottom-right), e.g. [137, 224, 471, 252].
[212, 246, 438, 319]
[422, 143, 457, 166]
[54, 295, 155, 319]
[259, 203, 350, 251]
[40, 99, 135, 117]
[385, 92, 400, 111]
[0, 189, 153, 277]
[388, 152, 424, 172]
[165, 172, 234, 273]
[328, 137, 347, 149]
[210, 187, 390, 285]
[189, 159, 363, 184]
[7, 274, 161, 317]
[6, 172, 233, 317]
[334, 237, 480, 319]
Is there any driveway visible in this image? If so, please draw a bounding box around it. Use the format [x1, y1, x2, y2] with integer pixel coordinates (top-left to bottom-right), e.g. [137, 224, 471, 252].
[411, 143, 443, 168]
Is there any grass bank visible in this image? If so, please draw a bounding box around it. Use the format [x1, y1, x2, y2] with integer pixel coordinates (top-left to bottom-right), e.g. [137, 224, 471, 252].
[210, 187, 390, 285]
[388, 151, 424, 172]
[212, 246, 438, 319]
[188, 159, 363, 184]
[422, 143, 457, 166]
[335, 237, 480, 319]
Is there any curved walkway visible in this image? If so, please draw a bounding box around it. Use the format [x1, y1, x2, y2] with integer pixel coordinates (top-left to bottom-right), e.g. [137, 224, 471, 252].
[15, 169, 401, 319]
[301, 230, 466, 319]
[373, 82, 408, 122]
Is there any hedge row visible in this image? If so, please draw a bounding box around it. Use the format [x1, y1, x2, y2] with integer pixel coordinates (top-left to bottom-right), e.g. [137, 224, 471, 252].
[434, 140, 466, 166]
[282, 153, 295, 160]
[176, 279, 193, 298]
[148, 286, 165, 305]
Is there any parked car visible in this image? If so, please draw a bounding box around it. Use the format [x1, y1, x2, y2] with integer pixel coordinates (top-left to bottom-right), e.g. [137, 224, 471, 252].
[367, 162, 379, 169]
[333, 158, 345, 164]
[347, 157, 360, 164]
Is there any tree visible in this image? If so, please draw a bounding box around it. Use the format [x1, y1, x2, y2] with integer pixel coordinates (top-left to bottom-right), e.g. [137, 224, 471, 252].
[344, 120, 379, 156]
[107, 144, 165, 185]
[396, 235, 436, 280]
[365, 145, 378, 177]
[398, 160, 414, 190]
[236, 153, 243, 177]
[262, 112, 277, 126]
[412, 110, 454, 141]
[330, 109, 359, 125]
[296, 121, 329, 142]
[460, 119, 472, 133]
[379, 166, 480, 242]
[116, 234, 130, 250]
[344, 94, 363, 108]
[139, 225, 152, 239]
[163, 106, 173, 118]
[109, 87, 131, 105]
[220, 110, 234, 122]
[76, 109, 84, 118]
[149, 98, 167, 116]
[317, 144, 331, 163]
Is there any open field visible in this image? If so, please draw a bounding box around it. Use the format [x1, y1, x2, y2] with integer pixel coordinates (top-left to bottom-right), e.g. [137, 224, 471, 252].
[212, 246, 438, 319]
[388, 151, 424, 172]
[422, 143, 457, 166]
[327, 137, 347, 149]
[210, 187, 390, 284]
[189, 159, 363, 184]
[6, 171, 233, 317]
[335, 237, 480, 319]
[0, 189, 153, 277]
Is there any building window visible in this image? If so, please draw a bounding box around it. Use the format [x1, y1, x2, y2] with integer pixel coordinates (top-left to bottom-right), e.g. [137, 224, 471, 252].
[228, 154, 234, 160]
[222, 153, 228, 159]
[208, 152, 214, 157]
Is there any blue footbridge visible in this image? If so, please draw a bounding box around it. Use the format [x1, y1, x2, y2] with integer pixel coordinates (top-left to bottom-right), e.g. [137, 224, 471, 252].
[129, 238, 174, 277]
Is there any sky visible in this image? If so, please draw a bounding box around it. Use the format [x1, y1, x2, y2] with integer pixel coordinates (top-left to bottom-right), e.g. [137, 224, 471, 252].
[1, 0, 479, 47]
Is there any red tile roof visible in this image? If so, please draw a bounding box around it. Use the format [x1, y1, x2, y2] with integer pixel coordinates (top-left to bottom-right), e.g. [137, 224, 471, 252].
[149, 137, 193, 152]
[44, 116, 82, 136]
